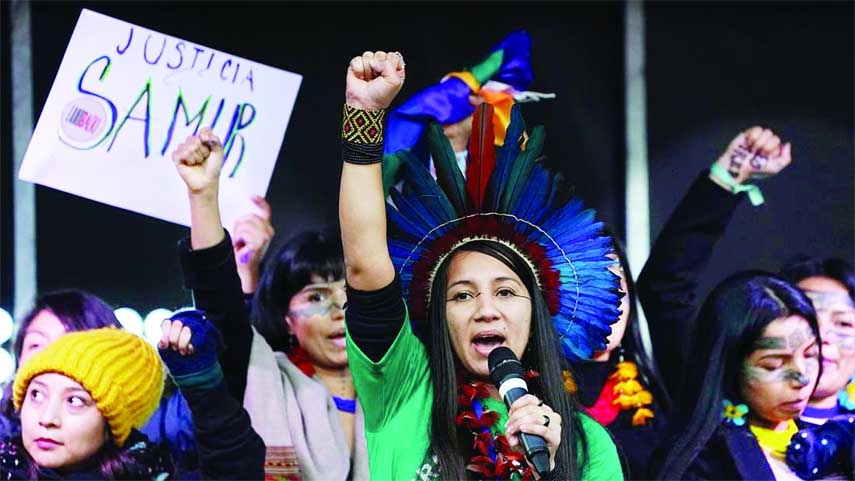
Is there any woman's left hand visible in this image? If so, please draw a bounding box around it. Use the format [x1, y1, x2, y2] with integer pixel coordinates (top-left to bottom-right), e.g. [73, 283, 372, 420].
[505, 393, 561, 474]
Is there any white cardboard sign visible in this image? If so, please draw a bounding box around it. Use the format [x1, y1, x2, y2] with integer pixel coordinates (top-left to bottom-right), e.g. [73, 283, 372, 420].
[18, 9, 302, 227]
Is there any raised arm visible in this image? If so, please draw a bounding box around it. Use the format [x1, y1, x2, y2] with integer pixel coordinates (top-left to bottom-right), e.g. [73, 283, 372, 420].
[171, 128, 253, 401]
[159, 310, 265, 480]
[339, 51, 405, 291]
[638, 126, 792, 397]
[171, 128, 226, 250]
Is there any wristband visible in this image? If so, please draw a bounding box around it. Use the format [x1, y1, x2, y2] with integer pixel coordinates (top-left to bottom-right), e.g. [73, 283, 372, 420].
[709, 163, 765, 206]
[342, 104, 385, 165]
[342, 104, 385, 144]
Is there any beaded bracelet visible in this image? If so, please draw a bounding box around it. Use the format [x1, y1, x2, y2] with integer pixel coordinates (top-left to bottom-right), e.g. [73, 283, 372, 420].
[342, 104, 385, 165]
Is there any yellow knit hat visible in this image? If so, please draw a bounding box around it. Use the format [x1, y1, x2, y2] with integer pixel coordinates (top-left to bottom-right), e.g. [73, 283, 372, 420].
[13, 327, 165, 446]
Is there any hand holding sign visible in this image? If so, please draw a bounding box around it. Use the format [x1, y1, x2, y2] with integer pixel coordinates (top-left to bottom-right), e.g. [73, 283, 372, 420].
[18, 9, 302, 228]
[172, 127, 223, 196]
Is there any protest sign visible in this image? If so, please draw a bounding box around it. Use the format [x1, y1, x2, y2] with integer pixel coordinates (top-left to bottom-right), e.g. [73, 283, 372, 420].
[19, 8, 302, 227]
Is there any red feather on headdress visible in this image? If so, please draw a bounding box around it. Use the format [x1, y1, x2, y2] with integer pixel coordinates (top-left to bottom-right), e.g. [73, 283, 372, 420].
[466, 104, 496, 211]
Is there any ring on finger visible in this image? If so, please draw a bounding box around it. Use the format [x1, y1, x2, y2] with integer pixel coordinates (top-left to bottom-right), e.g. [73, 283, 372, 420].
[750, 154, 768, 170]
[543, 414, 550, 427]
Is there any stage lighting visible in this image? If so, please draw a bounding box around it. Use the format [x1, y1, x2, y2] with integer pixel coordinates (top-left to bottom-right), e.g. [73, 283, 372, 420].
[114, 307, 143, 336]
[144, 308, 173, 344]
[0, 309, 13, 345]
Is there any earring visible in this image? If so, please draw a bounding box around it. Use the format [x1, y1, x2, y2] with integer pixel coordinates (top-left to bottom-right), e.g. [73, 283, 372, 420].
[722, 399, 749, 426]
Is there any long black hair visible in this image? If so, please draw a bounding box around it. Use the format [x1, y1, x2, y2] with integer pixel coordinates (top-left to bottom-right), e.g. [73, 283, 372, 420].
[606, 227, 671, 412]
[250, 228, 345, 353]
[657, 270, 821, 480]
[425, 240, 586, 479]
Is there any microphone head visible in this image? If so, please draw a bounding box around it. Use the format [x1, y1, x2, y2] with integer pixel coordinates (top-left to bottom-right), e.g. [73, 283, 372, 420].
[488, 346, 525, 387]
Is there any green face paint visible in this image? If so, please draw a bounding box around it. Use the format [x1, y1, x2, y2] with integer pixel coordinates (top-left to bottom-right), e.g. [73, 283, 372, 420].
[807, 290, 855, 351]
[752, 326, 812, 351]
[287, 281, 346, 320]
[744, 325, 819, 385]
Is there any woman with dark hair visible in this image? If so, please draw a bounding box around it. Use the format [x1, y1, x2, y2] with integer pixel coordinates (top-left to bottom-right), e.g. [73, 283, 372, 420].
[0, 290, 202, 478]
[572, 231, 670, 479]
[1, 326, 174, 479]
[0, 289, 121, 437]
[780, 255, 855, 422]
[250, 229, 345, 353]
[169, 129, 368, 480]
[0, 308, 265, 479]
[654, 271, 822, 480]
[339, 50, 622, 480]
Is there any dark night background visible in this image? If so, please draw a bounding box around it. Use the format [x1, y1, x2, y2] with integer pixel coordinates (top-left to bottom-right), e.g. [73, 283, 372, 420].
[1, 1, 852, 319]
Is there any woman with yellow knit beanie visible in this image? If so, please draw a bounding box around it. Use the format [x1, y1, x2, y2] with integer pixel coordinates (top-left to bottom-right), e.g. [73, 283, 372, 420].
[0, 310, 265, 479]
[3, 326, 174, 479]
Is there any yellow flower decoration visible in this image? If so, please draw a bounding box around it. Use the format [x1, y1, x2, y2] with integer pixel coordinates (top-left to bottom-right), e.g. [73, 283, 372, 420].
[613, 361, 639, 380]
[614, 378, 643, 395]
[562, 369, 578, 394]
[632, 407, 655, 426]
[722, 399, 748, 426]
[608, 360, 655, 426]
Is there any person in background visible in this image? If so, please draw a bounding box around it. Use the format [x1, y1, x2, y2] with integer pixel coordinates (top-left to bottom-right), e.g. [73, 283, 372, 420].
[780, 255, 855, 423]
[0, 289, 122, 438]
[169, 128, 368, 480]
[1, 290, 204, 478]
[563, 125, 791, 479]
[158, 309, 265, 479]
[638, 125, 793, 403]
[653, 271, 822, 480]
[0, 327, 173, 479]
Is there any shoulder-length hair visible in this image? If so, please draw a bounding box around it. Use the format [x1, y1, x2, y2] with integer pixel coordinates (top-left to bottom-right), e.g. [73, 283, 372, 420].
[425, 240, 587, 480]
[658, 270, 820, 480]
[250, 228, 345, 353]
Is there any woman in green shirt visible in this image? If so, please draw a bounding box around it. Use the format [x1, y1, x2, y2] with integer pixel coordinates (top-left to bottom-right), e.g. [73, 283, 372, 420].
[339, 49, 624, 480]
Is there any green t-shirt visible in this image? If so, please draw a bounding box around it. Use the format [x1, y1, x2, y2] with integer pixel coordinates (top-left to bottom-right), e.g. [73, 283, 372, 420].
[347, 302, 624, 481]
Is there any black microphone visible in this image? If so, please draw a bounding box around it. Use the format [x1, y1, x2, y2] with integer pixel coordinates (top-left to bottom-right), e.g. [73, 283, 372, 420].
[488, 346, 551, 476]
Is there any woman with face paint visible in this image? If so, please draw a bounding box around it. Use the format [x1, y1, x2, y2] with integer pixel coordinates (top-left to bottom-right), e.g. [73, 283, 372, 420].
[653, 271, 823, 480]
[780, 256, 855, 423]
[170, 129, 368, 481]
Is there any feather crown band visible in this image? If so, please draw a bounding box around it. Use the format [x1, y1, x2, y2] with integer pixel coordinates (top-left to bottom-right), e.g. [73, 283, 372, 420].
[385, 103, 620, 363]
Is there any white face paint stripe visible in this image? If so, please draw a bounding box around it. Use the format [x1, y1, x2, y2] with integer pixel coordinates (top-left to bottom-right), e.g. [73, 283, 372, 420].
[498, 377, 528, 399]
[806, 290, 855, 309]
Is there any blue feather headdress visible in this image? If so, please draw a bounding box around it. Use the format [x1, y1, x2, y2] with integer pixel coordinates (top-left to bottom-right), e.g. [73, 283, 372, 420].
[385, 103, 620, 363]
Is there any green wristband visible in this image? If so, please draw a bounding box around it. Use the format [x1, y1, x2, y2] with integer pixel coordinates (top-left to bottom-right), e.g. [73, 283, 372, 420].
[709, 163, 765, 206]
